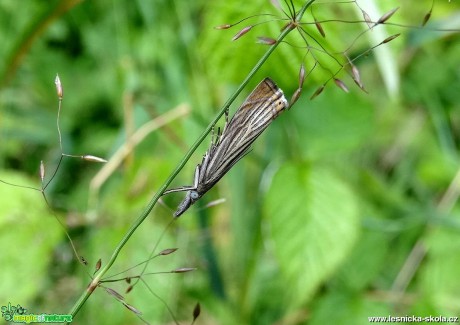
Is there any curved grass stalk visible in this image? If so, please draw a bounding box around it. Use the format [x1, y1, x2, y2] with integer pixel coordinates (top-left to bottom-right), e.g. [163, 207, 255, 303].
[68, 0, 315, 318]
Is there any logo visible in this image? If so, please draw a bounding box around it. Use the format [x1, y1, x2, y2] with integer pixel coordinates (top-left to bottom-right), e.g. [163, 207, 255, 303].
[1, 303, 72, 323]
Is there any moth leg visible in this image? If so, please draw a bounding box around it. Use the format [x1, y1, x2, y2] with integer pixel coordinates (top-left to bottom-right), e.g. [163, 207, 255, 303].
[163, 186, 196, 195]
[163, 165, 200, 196]
[221, 108, 230, 135]
[225, 107, 229, 123]
[192, 165, 200, 188]
[211, 125, 216, 146]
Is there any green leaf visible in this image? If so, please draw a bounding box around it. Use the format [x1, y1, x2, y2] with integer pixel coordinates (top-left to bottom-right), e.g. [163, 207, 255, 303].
[264, 163, 360, 306]
[290, 90, 374, 160]
[0, 172, 61, 304]
[310, 292, 390, 325]
[420, 227, 460, 315]
[335, 229, 390, 291]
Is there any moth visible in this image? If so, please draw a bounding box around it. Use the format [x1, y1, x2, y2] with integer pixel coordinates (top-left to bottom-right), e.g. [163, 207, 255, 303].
[164, 77, 289, 217]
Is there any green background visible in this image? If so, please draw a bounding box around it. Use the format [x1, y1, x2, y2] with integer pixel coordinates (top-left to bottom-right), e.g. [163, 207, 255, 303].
[1, 0, 459, 324]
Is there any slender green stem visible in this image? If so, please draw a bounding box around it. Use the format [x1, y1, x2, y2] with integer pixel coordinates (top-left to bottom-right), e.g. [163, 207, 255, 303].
[69, 0, 315, 318]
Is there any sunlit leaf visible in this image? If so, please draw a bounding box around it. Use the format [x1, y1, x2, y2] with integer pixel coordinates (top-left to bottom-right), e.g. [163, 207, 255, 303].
[264, 163, 360, 305]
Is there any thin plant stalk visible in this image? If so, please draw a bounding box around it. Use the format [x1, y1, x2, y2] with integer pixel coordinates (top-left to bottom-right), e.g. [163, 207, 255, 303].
[68, 0, 315, 318]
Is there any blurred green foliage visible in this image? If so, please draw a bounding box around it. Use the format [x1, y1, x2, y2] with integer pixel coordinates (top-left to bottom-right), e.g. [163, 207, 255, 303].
[1, 0, 460, 324]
